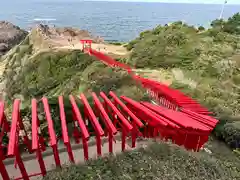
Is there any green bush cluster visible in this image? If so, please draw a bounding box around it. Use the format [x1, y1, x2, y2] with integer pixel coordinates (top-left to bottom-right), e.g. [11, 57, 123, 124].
[43, 141, 240, 180]
[198, 26, 205, 31]
[214, 118, 240, 149]
[126, 13, 240, 149]
[2, 37, 147, 140]
[171, 80, 240, 149]
[127, 19, 240, 71]
[127, 24, 206, 69]
[108, 41, 124, 46]
[211, 13, 240, 35]
[4, 48, 145, 101]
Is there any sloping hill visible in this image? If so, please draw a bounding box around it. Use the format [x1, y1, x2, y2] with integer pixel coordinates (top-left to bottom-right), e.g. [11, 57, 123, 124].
[126, 21, 240, 117]
[125, 17, 240, 149]
[0, 26, 147, 142]
[0, 24, 145, 102]
[44, 140, 240, 180]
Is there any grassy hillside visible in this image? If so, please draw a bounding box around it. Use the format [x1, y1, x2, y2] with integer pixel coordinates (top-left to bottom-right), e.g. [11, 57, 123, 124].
[44, 140, 240, 180]
[0, 33, 147, 141]
[1, 18, 239, 179]
[1, 35, 146, 102]
[126, 15, 240, 149]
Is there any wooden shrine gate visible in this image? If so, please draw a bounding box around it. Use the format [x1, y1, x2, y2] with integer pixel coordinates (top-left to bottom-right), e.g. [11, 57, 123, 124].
[80, 39, 92, 53]
[87, 48, 212, 115]
[0, 91, 218, 180]
[0, 44, 219, 179]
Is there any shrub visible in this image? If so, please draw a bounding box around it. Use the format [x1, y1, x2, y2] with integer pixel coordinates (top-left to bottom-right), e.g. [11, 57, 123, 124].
[139, 30, 151, 38]
[108, 42, 123, 46]
[171, 78, 240, 149]
[4, 48, 146, 141]
[215, 118, 240, 149]
[198, 26, 205, 31]
[233, 74, 240, 84]
[19, 44, 33, 56]
[126, 14, 240, 132]
[126, 39, 140, 51]
[43, 142, 240, 180]
[210, 13, 240, 35]
[222, 121, 240, 149]
[211, 19, 225, 29]
[21, 36, 30, 45]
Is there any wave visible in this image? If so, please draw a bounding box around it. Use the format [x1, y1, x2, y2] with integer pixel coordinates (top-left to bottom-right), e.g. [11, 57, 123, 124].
[33, 18, 57, 22]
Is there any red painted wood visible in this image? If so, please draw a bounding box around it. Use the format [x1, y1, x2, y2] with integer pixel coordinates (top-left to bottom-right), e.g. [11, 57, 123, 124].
[42, 97, 57, 146]
[0, 156, 10, 180]
[69, 95, 89, 140]
[15, 150, 29, 180]
[2, 90, 218, 179]
[42, 97, 61, 167]
[88, 49, 132, 73]
[109, 91, 143, 128]
[100, 92, 133, 132]
[31, 99, 38, 150]
[58, 96, 70, 144]
[58, 96, 75, 163]
[143, 102, 211, 131]
[69, 95, 89, 160]
[8, 99, 20, 156]
[80, 93, 104, 136]
[0, 102, 5, 128]
[36, 148, 47, 177]
[92, 92, 117, 135]
[121, 96, 168, 127]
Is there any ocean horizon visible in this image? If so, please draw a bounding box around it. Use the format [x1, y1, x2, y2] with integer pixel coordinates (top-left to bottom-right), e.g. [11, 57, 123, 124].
[1, 1, 240, 41]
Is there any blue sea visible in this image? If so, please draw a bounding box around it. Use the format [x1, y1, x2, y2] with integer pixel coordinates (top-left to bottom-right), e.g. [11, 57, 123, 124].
[1, 1, 240, 42]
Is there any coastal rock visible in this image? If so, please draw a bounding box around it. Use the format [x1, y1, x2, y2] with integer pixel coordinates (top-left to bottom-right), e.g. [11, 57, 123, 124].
[0, 43, 9, 55]
[34, 24, 103, 44]
[0, 21, 28, 55]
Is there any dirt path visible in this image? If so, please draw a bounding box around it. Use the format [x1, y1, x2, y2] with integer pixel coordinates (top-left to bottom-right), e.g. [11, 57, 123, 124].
[58, 41, 129, 56]
[4, 136, 152, 180]
[134, 68, 174, 86]
[0, 61, 5, 76]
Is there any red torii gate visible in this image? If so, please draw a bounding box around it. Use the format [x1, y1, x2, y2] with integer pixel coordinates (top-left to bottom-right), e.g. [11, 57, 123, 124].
[87, 49, 212, 115]
[80, 39, 92, 52]
[0, 43, 219, 180]
[0, 91, 218, 180]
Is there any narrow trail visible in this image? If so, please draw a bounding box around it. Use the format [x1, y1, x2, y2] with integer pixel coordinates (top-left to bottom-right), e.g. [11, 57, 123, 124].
[58, 41, 129, 56]
[134, 68, 173, 86]
[0, 61, 5, 76]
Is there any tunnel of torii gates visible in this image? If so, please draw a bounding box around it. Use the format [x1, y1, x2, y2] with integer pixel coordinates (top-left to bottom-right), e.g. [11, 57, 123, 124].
[0, 40, 219, 180]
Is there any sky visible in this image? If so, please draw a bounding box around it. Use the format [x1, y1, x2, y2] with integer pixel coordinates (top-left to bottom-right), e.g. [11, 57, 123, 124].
[87, 0, 239, 4]
[26, 0, 240, 5]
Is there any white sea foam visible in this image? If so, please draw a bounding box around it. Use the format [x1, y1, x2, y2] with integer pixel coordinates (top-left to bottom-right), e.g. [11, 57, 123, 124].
[33, 18, 56, 22]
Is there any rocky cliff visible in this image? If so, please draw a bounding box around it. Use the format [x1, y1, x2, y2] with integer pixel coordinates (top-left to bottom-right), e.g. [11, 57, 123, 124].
[0, 21, 28, 56]
[0, 23, 144, 105]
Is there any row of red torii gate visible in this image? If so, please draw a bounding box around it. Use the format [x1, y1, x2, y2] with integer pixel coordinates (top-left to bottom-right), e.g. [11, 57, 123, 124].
[0, 40, 219, 180]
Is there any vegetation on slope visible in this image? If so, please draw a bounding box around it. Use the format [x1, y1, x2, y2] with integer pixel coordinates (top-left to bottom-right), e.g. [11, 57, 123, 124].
[1, 17, 239, 179]
[211, 13, 240, 35]
[44, 140, 240, 180]
[126, 14, 240, 149]
[2, 35, 145, 102]
[0, 33, 147, 142]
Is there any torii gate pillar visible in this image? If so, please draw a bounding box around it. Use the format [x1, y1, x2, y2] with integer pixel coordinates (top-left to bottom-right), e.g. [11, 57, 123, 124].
[80, 39, 92, 52]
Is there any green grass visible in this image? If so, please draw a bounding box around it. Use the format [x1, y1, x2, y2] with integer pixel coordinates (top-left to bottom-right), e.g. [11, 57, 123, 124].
[125, 16, 240, 149]
[2, 17, 240, 179]
[3, 44, 146, 102]
[43, 140, 240, 180]
[108, 42, 125, 46]
[1, 34, 148, 142]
